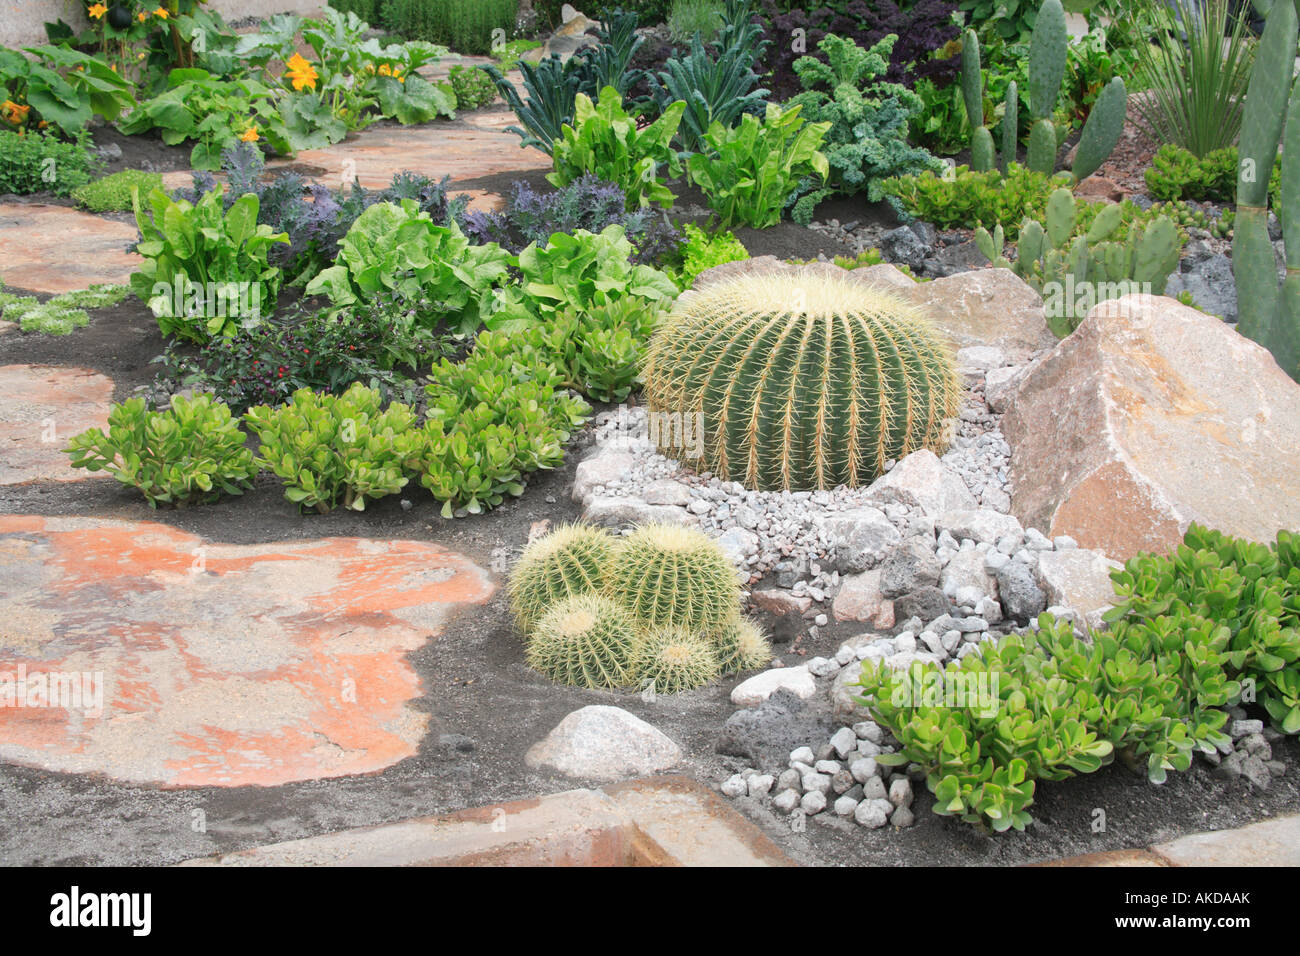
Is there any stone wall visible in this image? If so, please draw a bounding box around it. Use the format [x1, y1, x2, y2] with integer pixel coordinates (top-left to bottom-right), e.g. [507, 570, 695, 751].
[0, 0, 326, 49]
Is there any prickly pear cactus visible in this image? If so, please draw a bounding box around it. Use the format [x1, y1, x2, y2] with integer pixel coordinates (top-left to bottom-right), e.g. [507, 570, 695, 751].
[1232, 0, 1300, 380]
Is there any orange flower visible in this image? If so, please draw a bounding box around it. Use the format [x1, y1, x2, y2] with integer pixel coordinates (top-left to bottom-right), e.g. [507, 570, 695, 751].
[88, 3, 108, 19]
[137, 11, 147, 21]
[240, 125, 259, 142]
[153, 6, 168, 17]
[377, 63, 392, 76]
[2, 100, 30, 125]
[284, 53, 318, 92]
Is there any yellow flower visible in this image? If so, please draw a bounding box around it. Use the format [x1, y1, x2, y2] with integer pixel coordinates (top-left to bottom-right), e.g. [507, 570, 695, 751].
[284, 53, 318, 92]
[137, 11, 147, 21]
[240, 125, 259, 142]
[398, 75, 405, 83]
[153, 6, 168, 17]
[377, 63, 392, 76]
[88, 3, 108, 19]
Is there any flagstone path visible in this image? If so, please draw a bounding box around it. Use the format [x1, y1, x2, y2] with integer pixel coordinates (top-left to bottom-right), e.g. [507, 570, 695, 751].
[0, 515, 493, 787]
[0, 365, 114, 485]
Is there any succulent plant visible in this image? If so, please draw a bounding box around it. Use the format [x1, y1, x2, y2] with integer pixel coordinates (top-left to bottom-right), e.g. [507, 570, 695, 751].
[525, 593, 639, 689]
[606, 524, 741, 632]
[631, 626, 723, 694]
[643, 268, 960, 491]
[1231, 0, 1300, 381]
[712, 615, 773, 675]
[960, 0, 1124, 180]
[508, 523, 619, 633]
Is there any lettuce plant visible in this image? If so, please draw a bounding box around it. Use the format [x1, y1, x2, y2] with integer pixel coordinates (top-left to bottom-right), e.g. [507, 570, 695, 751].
[488, 225, 679, 331]
[679, 223, 749, 285]
[305, 199, 512, 335]
[64, 395, 258, 508]
[548, 86, 684, 210]
[244, 383, 422, 513]
[686, 102, 829, 229]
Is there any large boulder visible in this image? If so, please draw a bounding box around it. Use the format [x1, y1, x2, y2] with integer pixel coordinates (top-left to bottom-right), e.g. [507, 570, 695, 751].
[891, 268, 1056, 363]
[1035, 548, 1123, 630]
[1004, 294, 1300, 559]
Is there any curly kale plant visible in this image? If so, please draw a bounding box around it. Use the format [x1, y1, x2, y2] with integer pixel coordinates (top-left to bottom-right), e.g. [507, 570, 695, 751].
[785, 33, 944, 223]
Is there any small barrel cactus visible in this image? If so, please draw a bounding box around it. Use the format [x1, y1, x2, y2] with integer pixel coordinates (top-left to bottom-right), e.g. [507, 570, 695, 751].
[644, 268, 960, 491]
[632, 626, 723, 694]
[606, 523, 740, 631]
[508, 523, 619, 633]
[525, 593, 638, 689]
[712, 616, 773, 674]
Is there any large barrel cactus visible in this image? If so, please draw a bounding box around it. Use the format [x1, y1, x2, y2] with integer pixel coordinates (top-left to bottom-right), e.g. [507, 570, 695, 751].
[643, 268, 960, 491]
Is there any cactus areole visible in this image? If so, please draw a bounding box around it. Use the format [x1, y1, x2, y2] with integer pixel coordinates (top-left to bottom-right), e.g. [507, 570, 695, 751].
[644, 269, 961, 492]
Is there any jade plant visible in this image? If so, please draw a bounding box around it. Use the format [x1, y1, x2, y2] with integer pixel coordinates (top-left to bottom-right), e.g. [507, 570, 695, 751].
[1231, 0, 1300, 380]
[64, 394, 258, 508]
[244, 383, 422, 513]
[960, 0, 1125, 179]
[643, 267, 960, 491]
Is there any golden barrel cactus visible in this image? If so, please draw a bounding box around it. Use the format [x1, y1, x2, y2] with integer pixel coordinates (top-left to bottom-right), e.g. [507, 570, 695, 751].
[643, 268, 960, 491]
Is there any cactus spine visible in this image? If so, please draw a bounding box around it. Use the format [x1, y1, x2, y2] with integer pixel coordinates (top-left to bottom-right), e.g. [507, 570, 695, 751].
[632, 626, 723, 694]
[960, 0, 1124, 181]
[712, 616, 773, 674]
[1232, 0, 1300, 380]
[606, 523, 740, 631]
[526, 593, 640, 689]
[509, 523, 619, 633]
[643, 268, 960, 492]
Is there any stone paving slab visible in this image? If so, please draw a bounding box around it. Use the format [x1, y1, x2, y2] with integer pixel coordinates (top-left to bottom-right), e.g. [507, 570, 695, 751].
[0, 515, 493, 788]
[179, 776, 793, 866]
[0, 204, 142, 293]
[1150, 814, 1300, 867]
[0, 365, 114, 485]
[267, 121, 549, 191]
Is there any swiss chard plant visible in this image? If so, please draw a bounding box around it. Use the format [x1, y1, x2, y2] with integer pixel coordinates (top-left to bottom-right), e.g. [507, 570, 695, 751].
[131, 184, 289, 342]
[548, 87, 684, 210]
[686, 102, 830, 229]
[64, 394, 258, 508]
